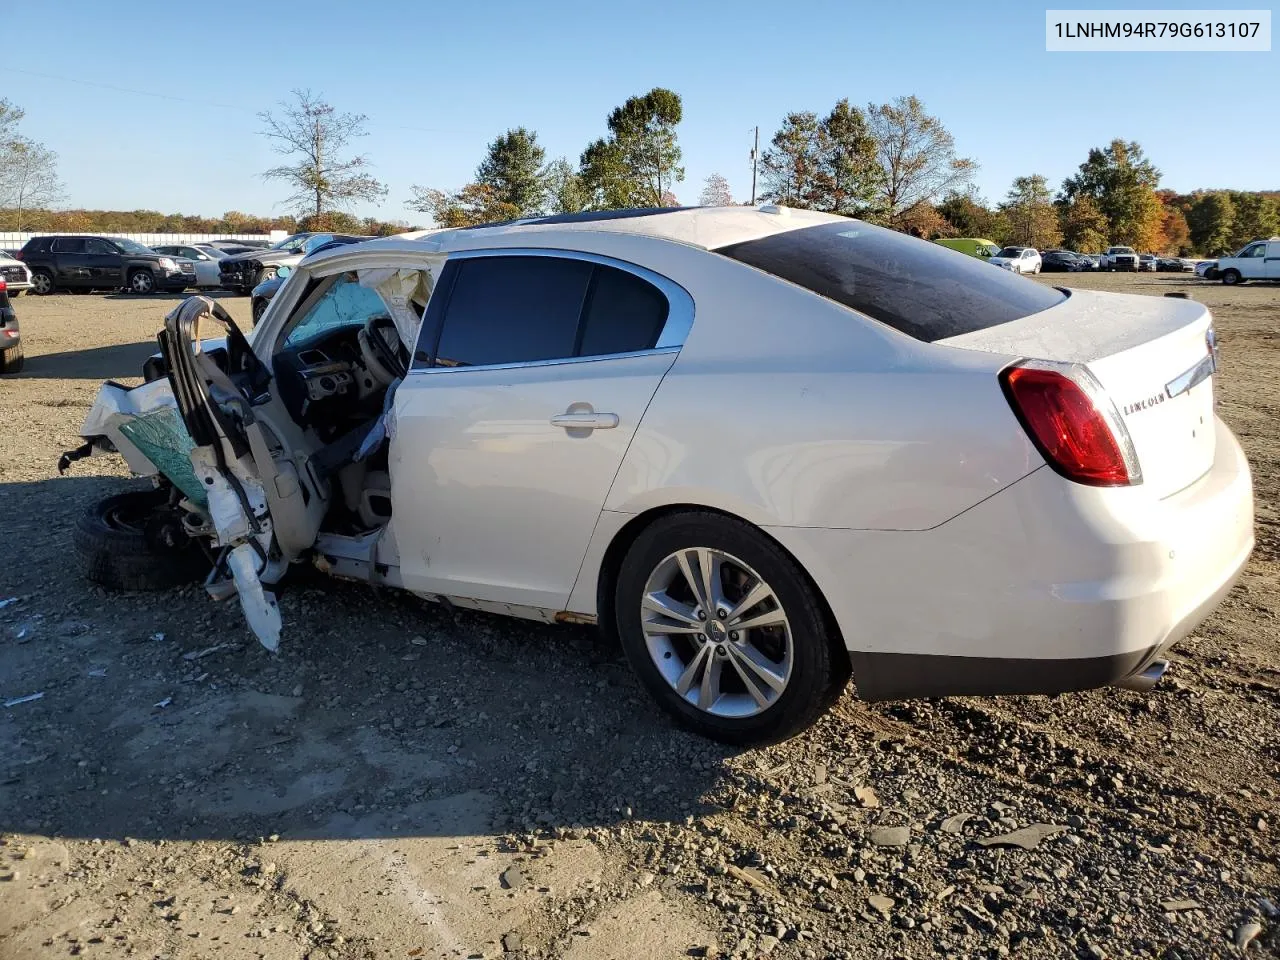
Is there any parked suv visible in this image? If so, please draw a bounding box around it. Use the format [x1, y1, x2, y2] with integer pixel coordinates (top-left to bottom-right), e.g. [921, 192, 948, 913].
[17, 236, 196, 295]
[218, 233, 371, 294]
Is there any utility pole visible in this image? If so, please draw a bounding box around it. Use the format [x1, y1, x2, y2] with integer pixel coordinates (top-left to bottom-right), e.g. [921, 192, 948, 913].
[750, 126, 759, 205]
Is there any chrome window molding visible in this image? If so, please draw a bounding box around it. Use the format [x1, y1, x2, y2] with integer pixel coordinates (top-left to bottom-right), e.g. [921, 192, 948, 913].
[409, 346, 679, 376]
[412, 247, 695, 373]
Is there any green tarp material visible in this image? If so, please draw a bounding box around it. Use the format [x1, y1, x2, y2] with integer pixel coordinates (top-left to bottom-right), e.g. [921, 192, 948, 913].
[117, 408, 207, 507]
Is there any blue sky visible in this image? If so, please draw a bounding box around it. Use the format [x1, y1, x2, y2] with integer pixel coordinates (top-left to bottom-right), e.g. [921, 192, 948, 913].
[3, 0, 1274, 223]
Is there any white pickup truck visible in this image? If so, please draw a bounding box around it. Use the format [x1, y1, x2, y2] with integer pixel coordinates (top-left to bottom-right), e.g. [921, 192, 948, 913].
[1100, 246, 1139, 271]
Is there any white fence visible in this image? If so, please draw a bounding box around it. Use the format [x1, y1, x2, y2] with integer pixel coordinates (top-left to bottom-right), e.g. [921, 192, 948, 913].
[0, 230, 288, 248]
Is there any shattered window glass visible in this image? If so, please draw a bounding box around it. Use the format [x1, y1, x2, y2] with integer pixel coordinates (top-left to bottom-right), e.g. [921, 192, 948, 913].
[118, 408, 207, 507]
[284, 274, 389, 349]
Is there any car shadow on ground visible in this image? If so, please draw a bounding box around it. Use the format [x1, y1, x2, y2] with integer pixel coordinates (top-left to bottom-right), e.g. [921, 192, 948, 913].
[12, 340, 156, 380]
[0, 476, 736, 845]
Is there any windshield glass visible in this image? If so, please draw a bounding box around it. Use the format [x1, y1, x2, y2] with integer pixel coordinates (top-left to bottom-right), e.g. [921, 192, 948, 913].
[272, 234, 308, 252]
[113, 238, 154, 255]
[1111, 247, 1135, 254]
[716, 221, 1066, 342]
[997, 247, 1025, 258]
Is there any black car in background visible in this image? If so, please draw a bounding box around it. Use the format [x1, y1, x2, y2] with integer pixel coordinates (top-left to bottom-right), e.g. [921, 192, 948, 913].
[17, 236, 196, 295]
[1040, 250, 1087, 272]
[1, 278, 21, 373]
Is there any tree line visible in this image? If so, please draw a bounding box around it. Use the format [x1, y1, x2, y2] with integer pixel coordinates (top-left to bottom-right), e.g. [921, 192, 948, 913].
[2, 89, 1275, 256]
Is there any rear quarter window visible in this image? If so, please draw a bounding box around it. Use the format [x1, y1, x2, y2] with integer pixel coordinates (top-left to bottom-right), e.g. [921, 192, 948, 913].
[715, 221, 1065, 342]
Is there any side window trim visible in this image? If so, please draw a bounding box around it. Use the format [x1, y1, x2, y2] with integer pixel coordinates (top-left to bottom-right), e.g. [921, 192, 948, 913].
[409, 247, 694, 375]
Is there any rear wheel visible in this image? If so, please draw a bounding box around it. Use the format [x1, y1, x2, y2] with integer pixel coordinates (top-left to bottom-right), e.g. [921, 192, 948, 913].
[0, 343, 23, 374]
[74, 488, 211, 591]
[614, 511, 848, 745]
[1221, 269, 1242, 286]
[30, 269, 54, 295]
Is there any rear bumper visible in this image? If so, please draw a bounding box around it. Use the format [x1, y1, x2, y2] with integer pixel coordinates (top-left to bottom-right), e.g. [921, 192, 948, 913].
[769, 417, 1254, 700]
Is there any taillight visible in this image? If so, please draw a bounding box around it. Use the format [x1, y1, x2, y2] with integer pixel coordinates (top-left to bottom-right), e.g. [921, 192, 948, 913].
[1001, 360, 1142, 487]
[0, 280, 6, 292]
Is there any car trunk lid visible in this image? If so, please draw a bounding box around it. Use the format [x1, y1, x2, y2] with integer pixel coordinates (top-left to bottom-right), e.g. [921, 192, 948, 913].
[941, 288, 1217, 499]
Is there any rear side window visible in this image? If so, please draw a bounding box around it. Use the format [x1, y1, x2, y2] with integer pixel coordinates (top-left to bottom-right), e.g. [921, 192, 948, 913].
[578, 265, 669, 357]
[715, 221, 1066, 342]
[51, 238, 86, 254]
[424, 255, 673, 369]
[434, 256, 592, 367]
[85, 239, 116, 255]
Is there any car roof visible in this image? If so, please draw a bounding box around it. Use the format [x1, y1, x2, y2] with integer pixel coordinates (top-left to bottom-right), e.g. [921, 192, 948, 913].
[305, 206, 849, 267]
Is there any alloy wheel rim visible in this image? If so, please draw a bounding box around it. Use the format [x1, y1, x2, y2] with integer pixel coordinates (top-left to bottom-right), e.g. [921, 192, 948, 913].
[33, 274, 51, 294]
[132, 273, 153, 293]
[641, 547, 793, 718]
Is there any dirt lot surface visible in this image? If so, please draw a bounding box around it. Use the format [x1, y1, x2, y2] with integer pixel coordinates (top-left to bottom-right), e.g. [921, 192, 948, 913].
[1, 274, 1277, 960]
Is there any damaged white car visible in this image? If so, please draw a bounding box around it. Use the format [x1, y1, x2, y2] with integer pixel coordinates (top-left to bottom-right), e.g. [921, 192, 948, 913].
[65, 207, 1255, 745]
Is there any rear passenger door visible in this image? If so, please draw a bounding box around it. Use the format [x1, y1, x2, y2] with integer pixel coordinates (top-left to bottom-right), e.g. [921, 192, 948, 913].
[390, 251, 692, 611]
[50, 238, 89, 286]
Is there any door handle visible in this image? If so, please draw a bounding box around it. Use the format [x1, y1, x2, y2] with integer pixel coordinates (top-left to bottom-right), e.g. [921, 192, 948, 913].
[550, 412, 619, 430]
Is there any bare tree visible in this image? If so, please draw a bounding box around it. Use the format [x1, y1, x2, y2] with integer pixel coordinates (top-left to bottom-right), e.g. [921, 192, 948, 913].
[0, 139, 63, 231]
[866, 96, 975, 226]
[698, 172, 734, 206]
[258, 89, 387, 217]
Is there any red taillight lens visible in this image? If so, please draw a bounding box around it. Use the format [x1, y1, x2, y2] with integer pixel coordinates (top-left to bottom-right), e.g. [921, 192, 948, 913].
[0, 280, 6, 292]
[1002, 363, 1139, 487]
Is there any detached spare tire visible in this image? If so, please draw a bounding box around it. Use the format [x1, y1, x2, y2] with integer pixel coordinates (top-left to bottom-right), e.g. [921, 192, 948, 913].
[75, 488, 211, 591]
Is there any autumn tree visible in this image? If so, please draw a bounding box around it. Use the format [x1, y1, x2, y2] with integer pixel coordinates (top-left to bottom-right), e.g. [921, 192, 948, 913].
[865, 96, 975, 227]
[1059, 140, 1162, 248]
[0, 99, 65, 231]
[699, 172, 734, 206]
[1185, 192, 1235, 254]
[1157, 203, 1191, 255]
[759, 100, 879, 216]
[475, 127, 548, 215]
[937, 191, 1007, 241]
[544, 157, 589, 214]
[406, 183, 518, 228]
[999, 175, 1061, 249]
[580, 88, 684, 208]
[817, 99, 880, 216]
[1226, 191, 1279, 250]
[1058, 195, 1109, 253]
[258, 89, 387, 217]
[759, 111, 825, 208]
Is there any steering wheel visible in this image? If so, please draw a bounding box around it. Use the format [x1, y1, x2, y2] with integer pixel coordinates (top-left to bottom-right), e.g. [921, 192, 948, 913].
[357, 314, 408, 387]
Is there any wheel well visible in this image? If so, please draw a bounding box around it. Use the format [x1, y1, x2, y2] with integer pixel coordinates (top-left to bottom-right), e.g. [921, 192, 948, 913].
[593, 504, 847, 660]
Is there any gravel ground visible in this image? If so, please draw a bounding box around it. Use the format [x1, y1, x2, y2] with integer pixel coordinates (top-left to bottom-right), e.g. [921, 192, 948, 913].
[0, 274, 1277, 960]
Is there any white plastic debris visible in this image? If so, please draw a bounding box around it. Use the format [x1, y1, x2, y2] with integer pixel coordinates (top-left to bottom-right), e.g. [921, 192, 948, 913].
[150, 632, 166, 642]
[153, 696, 172, 709]
[182, 642, 231, 661]
[0, 597, 20, 609]
[4, 692, 44, 707]
[88, 668, 108, 678]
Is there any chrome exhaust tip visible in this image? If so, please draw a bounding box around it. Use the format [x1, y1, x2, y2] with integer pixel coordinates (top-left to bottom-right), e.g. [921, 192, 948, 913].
[1115, 659, 1169, 693]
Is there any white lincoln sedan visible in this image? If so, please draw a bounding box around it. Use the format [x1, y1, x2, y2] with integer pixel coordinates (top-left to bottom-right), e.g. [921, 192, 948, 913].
[68, 206, 1254, 745]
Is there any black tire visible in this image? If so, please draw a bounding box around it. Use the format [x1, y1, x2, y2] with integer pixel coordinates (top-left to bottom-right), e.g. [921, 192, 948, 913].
[127, 269, 156, 295]
[613, 511, 849, 746]
[74, 488, 210, 591]
[252, 297, 267, 324]
[1221, 269, 1242, 286]
[0, 342, 23, 374]
[256, 266, 278, 285]
[30, 269, 54, 295]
